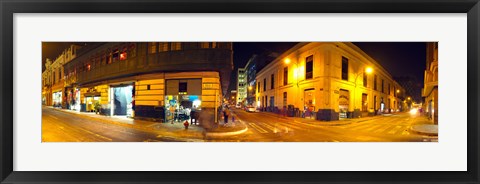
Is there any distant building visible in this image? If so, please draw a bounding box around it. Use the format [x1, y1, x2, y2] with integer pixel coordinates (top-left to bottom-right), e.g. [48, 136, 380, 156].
[42, 44, 82, 107]
[245, 55, 257, 106]
[237, 68, 247, 105]
[423, 42, 438, 124]
[394, 76, 422, 103]
[256, 42, 405, 121]
[230, 90, 238, 105]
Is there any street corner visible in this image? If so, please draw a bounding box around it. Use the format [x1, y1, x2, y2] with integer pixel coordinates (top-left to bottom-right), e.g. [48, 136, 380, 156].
[205, 120, 249, 138]
[410, 124, 438, 136]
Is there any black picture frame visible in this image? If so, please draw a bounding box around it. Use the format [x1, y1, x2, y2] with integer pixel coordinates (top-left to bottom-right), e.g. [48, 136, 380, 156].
[1, 0, 479, 183]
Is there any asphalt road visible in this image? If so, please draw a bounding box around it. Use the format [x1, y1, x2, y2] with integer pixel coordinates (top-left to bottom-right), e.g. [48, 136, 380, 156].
[42, 106, 181, 142]
[220, 109, 437, 142]
[42, 106, 437, 142]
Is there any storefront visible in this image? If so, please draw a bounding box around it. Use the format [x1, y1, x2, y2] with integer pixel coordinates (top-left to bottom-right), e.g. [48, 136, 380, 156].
[110, 84, 134, 117]
[339, 89, 349, 119]
[52, 91, 62, 108]
[165, 79, 202, 123]
[84, 92, 101, 112]
[66, 88, 81, 111]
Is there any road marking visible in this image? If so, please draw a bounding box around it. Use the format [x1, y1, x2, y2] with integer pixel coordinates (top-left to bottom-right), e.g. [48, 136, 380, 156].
[249, 123, 268, 133]
[49, 115, 59, 120]
[387, 126, 404, 134]
[373, 125, 392, 133]
[364, 124, 384, 132]
[146, 123, 160, 127]
[262, 123, 276, 131]
[349, 123, 372, 131]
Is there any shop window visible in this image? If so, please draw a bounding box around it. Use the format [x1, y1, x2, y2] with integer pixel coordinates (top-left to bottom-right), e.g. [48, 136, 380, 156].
[158, 42, 169, 52]
[271, 74, 274, 89]
[342, 56, 348, 81]
[284, 67, 288, 85]
[171, 42, 182, 51]
[148, 42, 157, 54]
[305, 55, 313, 79]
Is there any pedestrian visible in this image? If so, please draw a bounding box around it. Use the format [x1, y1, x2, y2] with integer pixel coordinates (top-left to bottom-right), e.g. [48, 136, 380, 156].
[190, 108, 196, 125]
[223, 106, 230, 124]
[231, 114, 235, 123]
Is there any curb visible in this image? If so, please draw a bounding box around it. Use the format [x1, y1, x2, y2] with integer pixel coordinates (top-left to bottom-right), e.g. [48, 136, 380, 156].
[409, 126, 438, 136]
[206, 126, 249, 137]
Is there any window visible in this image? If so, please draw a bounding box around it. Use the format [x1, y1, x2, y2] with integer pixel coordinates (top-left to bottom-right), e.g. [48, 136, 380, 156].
[388, 83, 390, 95]
[52, 71, 55, 84]
[112, 49, 119, 62]
[120, 50, 127, 61]
[147, 85, 151, 90]
[305, 55, 313, 79]
[171, 42, 182, 51]
[129, 43, 137, 57]
[381, 79, 384, 93]
[158, 42, 169, 52]
[283, 92, 287, 108]
[263, 78, 266, 91]
[271, 74, 274, 89]
[341, 56, 348, 81]
[374, 75, 377, 90]
[179, 82, 187, 93]
[211, 42, 217, 48]
[200, 42, 210, 48]
[257, 82, 260, 93]
[148, 42, 157, 54]
[394, 86, 396, 97]
[363, 72, 367, 87]
[283, 67, 288, 85]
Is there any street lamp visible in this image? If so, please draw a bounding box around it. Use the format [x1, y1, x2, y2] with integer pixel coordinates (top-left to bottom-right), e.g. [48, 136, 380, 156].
[353, 66, 373, 118]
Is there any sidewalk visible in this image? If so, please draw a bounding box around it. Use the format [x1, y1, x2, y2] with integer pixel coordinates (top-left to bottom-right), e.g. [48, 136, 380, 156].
[409, 115, 438, 136]
[47, 106, 248, 140]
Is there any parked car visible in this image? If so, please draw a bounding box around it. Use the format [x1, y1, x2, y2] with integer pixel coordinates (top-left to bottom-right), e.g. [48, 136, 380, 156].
[245, 106, 257, 112]
[235, 104, 242, 109]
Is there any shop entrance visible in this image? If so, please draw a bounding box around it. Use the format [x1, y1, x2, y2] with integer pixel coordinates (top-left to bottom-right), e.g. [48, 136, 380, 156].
[110, 84, 134, 116]
[165, 79, 202, 123]
[52, 91, 62, 108]
[85, 96, 101, 112]
[339, 89, 349, 119]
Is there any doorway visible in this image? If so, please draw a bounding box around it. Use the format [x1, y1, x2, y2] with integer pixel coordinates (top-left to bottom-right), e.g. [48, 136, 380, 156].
[111, 85, 133, 116]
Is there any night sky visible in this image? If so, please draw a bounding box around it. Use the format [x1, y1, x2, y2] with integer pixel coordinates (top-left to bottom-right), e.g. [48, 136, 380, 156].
[43, 42, 427, 98]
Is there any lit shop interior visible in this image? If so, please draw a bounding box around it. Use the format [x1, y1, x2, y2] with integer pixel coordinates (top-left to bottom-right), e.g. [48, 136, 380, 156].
[67, 88, 81, 111]
[110, 84, 134, 117]
[164, 79, 202, 123]
[52, 91, 62, 107]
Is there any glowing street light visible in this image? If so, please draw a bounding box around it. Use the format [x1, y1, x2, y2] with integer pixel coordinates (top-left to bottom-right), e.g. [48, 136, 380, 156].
[407, 97, 411, 100]
[365, 67, 373, 74]
[248, 86, 253, 90]
[396, 89, 400, 93]
[284, 58, 291, 64]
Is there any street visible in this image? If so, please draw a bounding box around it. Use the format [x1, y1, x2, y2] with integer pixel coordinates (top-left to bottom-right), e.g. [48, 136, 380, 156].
[42, 107, 437, 142]
[225, 109, 437, 142]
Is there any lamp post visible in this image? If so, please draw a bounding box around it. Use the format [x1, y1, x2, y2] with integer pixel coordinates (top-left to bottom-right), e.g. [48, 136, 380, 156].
[353, 67, 373, 118]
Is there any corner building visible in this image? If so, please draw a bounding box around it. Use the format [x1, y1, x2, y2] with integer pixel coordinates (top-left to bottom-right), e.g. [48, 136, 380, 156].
[256, 42, 404, 121]
[63, 42, 233, 122]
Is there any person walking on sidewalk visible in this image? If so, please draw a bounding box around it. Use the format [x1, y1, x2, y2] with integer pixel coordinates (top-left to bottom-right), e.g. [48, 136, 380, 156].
[223, 106, 230, 124]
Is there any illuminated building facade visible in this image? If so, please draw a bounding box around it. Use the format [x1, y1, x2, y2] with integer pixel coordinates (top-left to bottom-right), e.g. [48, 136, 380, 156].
[256, 42, 404, 121]
[423, 42, 438, 124]
[62, 42, 233, 122]
[237, 68, 247, 105]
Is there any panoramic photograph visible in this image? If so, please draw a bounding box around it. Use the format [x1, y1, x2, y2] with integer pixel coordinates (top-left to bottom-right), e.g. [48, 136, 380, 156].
[41, 42, 438, 142]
